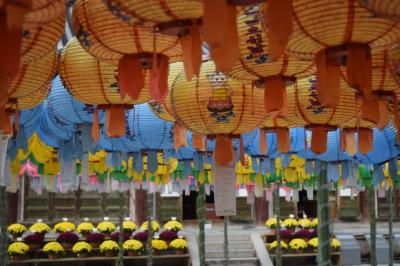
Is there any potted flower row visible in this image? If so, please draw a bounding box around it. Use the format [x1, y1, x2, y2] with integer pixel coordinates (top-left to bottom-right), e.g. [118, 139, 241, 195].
[265, 216, 318, 233]
[268, 237, 341, 254]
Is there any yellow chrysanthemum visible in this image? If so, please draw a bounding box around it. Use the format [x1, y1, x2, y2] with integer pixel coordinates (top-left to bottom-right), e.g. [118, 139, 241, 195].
[331, 238, 341, 249]
[152, 239, 168, 251]
[308, 238, 318, 248]
[97, 221, 116, 234]
[298, 218, 311, 229]
[141, 221, 160, 232]
[123, 239, 143, 251]
[164, 220, 183, 232]
[53, 222, 76, 233]
[7, 224, 27, 236]
[122, 221, 137, 232]
[283, 218, 298, 230]
[100, 240, 119, 253]
[265, 218, 282, 229]
[77, 222, 94, 234]
[310, 218, 318, 228]
[169, 239, 188, 250]
[289, 238, 308, 250]
[8, 242, 29, 257]
[72, 241, 92, 255]
[269, 241, 288, 249]
[29, 222, 51, 234]
[43, 242, 64, 254]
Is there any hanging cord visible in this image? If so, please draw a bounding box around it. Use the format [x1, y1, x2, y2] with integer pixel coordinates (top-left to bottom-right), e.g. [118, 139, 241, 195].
[196, 183, 206, 266]
[369, 185, 377, 266]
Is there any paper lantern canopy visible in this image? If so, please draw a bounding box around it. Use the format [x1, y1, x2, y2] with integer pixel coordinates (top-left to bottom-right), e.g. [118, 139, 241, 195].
[169, 61, 267, 166]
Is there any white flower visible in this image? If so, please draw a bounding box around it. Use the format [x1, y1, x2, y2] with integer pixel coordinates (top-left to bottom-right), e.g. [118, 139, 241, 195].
[62, 217, 68, 222]
[171, 217, 177, 221]
[289, 214, 295, 219]
[104, 217, 110, 221]
[37, 219, 43, 223]
[84, 218, 89, 222]
[124, 217, 130, 221]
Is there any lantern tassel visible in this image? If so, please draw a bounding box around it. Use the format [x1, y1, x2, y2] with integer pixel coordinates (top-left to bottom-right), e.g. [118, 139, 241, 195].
[0, 13, 22, 105]
[105, 106, 125, 138]
[340, 130, 346, 152]
[214, 135, 234, 166]
[92, 109, 100, 142]
[180, 23, 202, 80]
[376, 98, 389, 130]
[192, 132, 206, 151]
[276, 127, 290, 153]
[341, 130, 356, 155]
[173, 123, 187, 150]
[361, 96, 380, 124]
[266, 0, 293, 60]
[259, 128, 267, 155]
[203, 0, 239, 72]
[347, 44, 372, 98]
[6, 0, 32, 30]
[316, 50, 340, 108]
[239, 136, 245, 166]
[358, 128, 373, 155]
[311, 127, 327, 154]
[0, 108, 12, 135]
[118, 55, 144, 100]
[264, 76, 286, 113]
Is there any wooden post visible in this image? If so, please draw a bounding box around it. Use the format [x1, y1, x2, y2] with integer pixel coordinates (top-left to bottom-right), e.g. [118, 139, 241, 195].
[369, 185, 377, 266]
[196, 183, 206, 266]
[135, 189, 148, 225]
[273, 183, 281, 266]
[317, 161, 331, 266]
[255, 192, 268, 224]
[388, 187, 394, 266]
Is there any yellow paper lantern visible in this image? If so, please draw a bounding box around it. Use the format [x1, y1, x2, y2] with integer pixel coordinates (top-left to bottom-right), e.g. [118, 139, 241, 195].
[169, 61, 267, 165]
[24, 0, 65, 27]
[60, 38, 152, 138]
[358, 0, 400, 22]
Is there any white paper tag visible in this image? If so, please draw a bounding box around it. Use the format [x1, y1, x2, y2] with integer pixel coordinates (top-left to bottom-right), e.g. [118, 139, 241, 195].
[0, 135, 10, 186]
[214, 164, 236, 216]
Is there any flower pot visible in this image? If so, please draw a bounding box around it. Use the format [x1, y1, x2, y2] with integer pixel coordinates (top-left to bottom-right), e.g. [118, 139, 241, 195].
[153, 250, 163, 256]
[48, 254, 59, 260]
[28, 243, 41, 251]
[103, 251, 115, 257]
[127, 251, 141, 256]
[175, 249, 185, 255]
[11, 255, 26, 261]
[77, 252, 89, 258]
[61, 242, 73, 250]
[90, 242, 101, 249]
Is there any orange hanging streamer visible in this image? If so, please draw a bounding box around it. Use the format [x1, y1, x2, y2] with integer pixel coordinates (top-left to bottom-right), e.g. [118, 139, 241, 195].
[358, 127, 373, 155]
[180, 23, 202, 80]
[6, 0, 32, 30]
[265, 0, 293, 60]
[92, 109, 100, 142]
[214, 135, 235, 166]
[0, 13, 22, 106]
[347, 44, 372, 98]
[118, 55, 144, 100]
[376, 98, 389, 130]
[311, 127, 328, 154]
[259, 128, 267, 155]
[264, 76, 285, 113]
[173, 123, 187, 150]
[361, 96, 380, 124]
[0, 109, 12, 134]
[203, 0, 239, 72]
[276, 127, 290, 153]
[340, 130, 346, 152]
[316, 50, 340, 108]
[105, 106, 125, 138]
[192, 132, 206, 151]
[341, 130, 356, 155]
